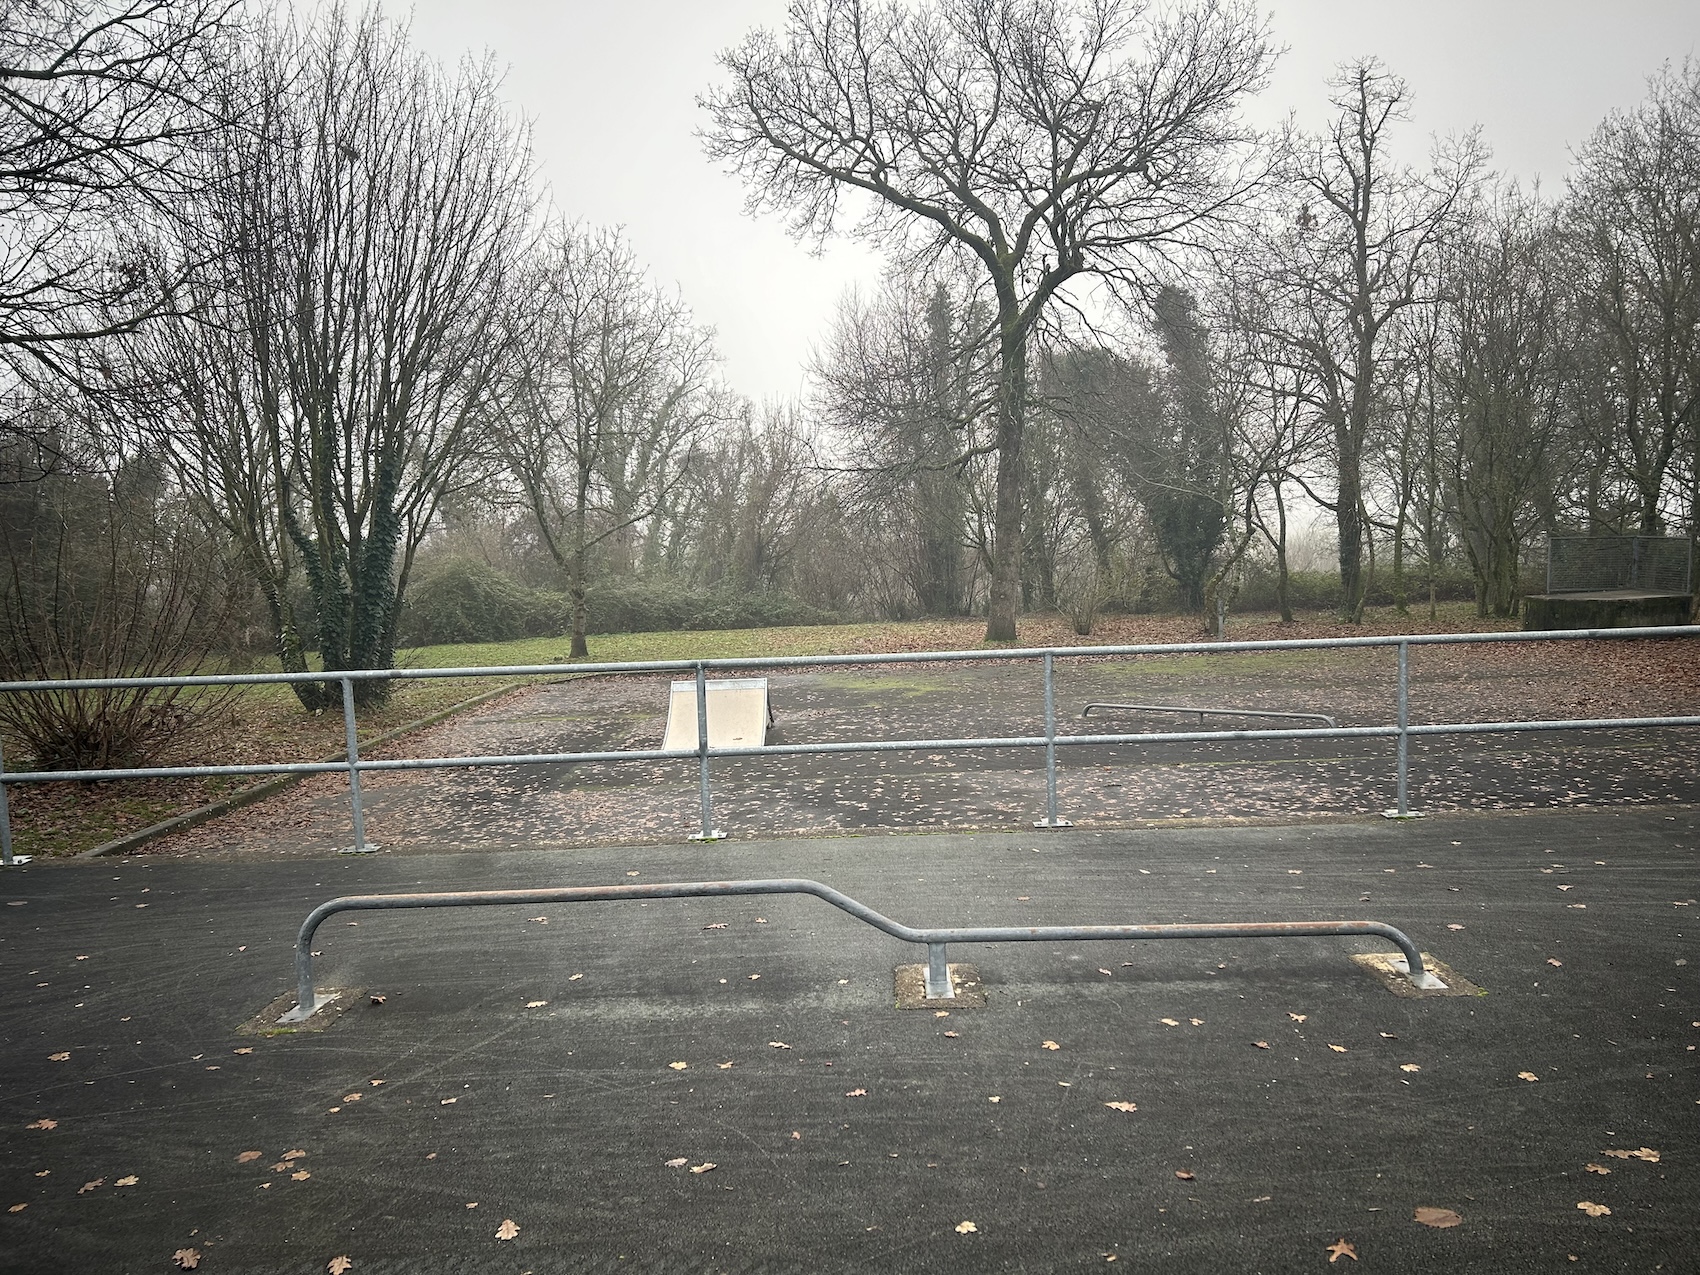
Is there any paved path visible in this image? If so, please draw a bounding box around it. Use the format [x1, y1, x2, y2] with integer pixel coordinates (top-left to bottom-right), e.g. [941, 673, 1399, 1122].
[3, 807, 1696, 1272]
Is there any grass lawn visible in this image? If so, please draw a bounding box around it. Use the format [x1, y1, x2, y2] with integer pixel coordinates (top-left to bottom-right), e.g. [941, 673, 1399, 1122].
[2, 603, 1515, 859]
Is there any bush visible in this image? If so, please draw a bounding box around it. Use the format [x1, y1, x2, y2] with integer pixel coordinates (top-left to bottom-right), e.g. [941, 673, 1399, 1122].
[397, 558, 836, 647]
[1233, 564, 1484, 614]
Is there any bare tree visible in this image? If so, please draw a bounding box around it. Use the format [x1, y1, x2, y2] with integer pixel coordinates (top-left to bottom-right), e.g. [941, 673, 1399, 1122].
[1565, 59, 1700, 536]
[496, 222, 719, 657]
[0, 0, 238, 383]
[1264, 59, 1484, 621]
[703, 0, 1273, 640]
[151, 7, 533, 706]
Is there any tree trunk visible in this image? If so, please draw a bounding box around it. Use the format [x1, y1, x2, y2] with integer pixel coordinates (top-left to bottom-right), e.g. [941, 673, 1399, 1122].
[984, 319, 1027, 643]
[1335, 435, 1365, 623]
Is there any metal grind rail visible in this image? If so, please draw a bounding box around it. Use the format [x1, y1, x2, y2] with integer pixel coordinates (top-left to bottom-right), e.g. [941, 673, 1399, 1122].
[3, 624, 1700, 862]
[282, 877, 1441, 1021]
[1082, 703, 1339, 728]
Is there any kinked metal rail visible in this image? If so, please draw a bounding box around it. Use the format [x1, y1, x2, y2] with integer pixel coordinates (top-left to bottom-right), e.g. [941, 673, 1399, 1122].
[283, 877, 1441, 1020]
[3, 624, 1699, 863]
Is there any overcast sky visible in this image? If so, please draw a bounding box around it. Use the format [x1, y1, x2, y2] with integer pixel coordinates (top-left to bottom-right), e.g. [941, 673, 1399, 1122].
[393, 1, 1700, 404]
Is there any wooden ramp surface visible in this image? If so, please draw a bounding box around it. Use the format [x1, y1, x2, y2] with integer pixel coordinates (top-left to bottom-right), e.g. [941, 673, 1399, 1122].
[662, 677, 770, 751]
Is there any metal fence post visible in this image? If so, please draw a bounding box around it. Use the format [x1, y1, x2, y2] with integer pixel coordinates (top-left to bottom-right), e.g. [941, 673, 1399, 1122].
[1034, 652, 1073, 829]
[689, 662, 725, 842]
[0, 735, 25, 866]
[925, 941, 953, 999]
[1382, 640, 1422, 820]
[339, 677, 378, 854]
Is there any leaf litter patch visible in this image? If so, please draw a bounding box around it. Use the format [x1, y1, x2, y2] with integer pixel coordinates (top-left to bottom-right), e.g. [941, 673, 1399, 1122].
[1350, 951, 1481, 998]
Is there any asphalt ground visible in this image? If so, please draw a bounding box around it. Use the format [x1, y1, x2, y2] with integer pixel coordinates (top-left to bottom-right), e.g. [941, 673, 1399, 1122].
[3, 807, 1698, 1273]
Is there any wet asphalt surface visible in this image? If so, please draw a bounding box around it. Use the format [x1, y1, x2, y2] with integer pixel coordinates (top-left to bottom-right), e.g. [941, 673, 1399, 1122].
[3, 807, 1698, 1273]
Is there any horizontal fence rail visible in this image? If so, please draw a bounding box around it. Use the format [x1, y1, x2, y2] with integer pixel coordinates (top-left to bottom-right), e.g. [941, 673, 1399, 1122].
[2, 624, 1698, 862]
[282, 877, 1439, 1020]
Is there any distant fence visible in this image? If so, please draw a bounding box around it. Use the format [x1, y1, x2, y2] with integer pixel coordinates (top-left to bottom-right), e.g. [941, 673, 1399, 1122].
[1546, 535, 1693, 594]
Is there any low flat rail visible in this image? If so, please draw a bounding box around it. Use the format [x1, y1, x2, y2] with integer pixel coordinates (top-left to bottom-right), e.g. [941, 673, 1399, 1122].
[282, 877, 1439, 1021]
[1082, 703, 1339, 728]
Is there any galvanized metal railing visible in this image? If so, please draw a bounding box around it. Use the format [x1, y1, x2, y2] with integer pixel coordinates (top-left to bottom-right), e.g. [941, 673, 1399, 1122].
[281, 877, 1441, 1020]
[2, 624, 1699, 864]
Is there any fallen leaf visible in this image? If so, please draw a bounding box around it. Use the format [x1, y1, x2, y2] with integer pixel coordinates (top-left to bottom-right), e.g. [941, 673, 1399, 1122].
[328, 1258, 353, 1275]
[1189, 1018, 1203, 1026]
[234, 1047, 254, 1055]
[988, 1096, 1001, 1103]
[8, 1204, 26, 1213]
[1602, 1147, 1659, 1162]
[114, 1175, 138, 1187]
[283, 1150, 306, 1161]
[1414, 1206, 1461, 1228]
[1379, 1032, 1397, 1040]
[1253, 1041, 1270, 1050]
[1400, 1063, 1421, 1072]
[465, 1202, 477, 1209]
[525, 1000, 548, 1008]
[1567, 904, 1587, 909]
[1098, 968, 1112, 976]
[48, 1052, 69, 1062]
[790, 1131, 802, 1140]
[943, 1030, 959, 1038]
[1585, 1163, 1610, 1175]
[1517, 1071, 1539, 1082]
[1288, 1013, 1307, 1022]
[25, 1119, 57, 1130]
[1041, 1040, 1060, 1050]
[1174, 1170, 1195, 1181]
[703, 923, 727, 930]
[755, 917, 768, 924]
[495, 1218, 521, 1239]
[1576, 1201, 1611, 1217]
[955, 1220, 978, 1234]
[664, 1158, 688, 1168]
[747, 974, 761, 981]
[237, 1151, 262, 1163]
[369, 1079, 384, 1087]
[369, 995, 386, 1005]
[1159, 1018, 1180, 1027]
[717, 1061, 734, 1069]
[668, 1061, 688, 1071]
[688, 1163, 716, 1175]
[440, 1098, 457, 1105]
[626, 870, 639, 877]
[1329, 1044, 1348, 1053]
[567, 973, 582, 981]
[291, 1171, 310, 1181]
[1104, 1101, 1138, 1113]
[1326, 1237, 1357, 1262]
[172, 1250, 201, 1270]
[934, 1010, 950, 1018]
[1547, 959, 1563, 967]
[77, 1178, 103, 1193]
[1446, 924, 1465, 931]
[845, 1088, 867, 1097]
[271, 1162, 290, 1172]
[768, 1041, 791, 1050]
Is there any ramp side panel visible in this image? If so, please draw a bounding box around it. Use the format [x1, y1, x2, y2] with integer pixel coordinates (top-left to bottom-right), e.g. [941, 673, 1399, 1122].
[662, 679, 769, 751]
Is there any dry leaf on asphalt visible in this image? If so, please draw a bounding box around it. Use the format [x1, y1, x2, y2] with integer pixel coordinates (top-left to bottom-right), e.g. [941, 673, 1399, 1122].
[1104, 1102, 1138, 1113]
[291, 1171, 311, 1181]
[1041, 1040, 1060, 1050]
[48, 1052, 69, 1062]
[1446, 924, 1465, 931]
[1329, 1045, 1348, 1053]
[688, 1163, 716, 1175]
[525, 1000, 547, 1008]
[955, 1221, 978, 1234]
[1602, 1147, 1660, 1161]
[1585, 1163, 1610, 1174]
[703, 923, 727, 930]
[77, 1179, 103, 1194]
[341, 1093, 362, 1103]
[172, 1250, 201, 1270]
[717, 1061, 734, 1069]
[1325, 1237, 1357, 1262]
[495, 1218, 521, 1239]
[369, 995, 386, 1005]
[237, 1151, 262, 1163]
[1098, 968, 1112, 976]
[845, 1088, 867, 1097]
[1400, 1064, 1421, 1072]
[1576, 1201, 1611, 1217]
[768, 1041, 791, 1050]
[988, 1096, 1001, 1103]
[283, 1150, 306, 1161]
[440, 1098, 456, 1105]
[234, 1048, 254, 1055]
[664, 1158, 687, 1168]
[1159, 1018, 1180, 1027]
[1547, 959, 1563, 967]
[328, 1258, 353, 1275]
[1174, 1170, 1195, 1181]
[668, 1061, 688, 1071]
[25, 1119, 56, 1130]
[1253, 1041, 1270, 1050]
[1517, 1072, 1539, 1081]
[943, 1030, 959, 1038]
[6, 1204, 24, 1214]
[114, 1175, 138, 1187]
[1288, 1013, 1307, 1022]
[1413, 1207, 1461, 1228]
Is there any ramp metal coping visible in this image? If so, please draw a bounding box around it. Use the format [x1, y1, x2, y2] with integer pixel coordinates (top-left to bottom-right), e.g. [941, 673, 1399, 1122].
[281, 877, 1441, 1022]
[1082, 703, 1338, 728]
